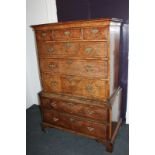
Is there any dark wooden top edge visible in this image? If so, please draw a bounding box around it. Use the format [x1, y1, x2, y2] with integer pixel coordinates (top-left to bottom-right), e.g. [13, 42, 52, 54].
[31, 18, 123, 30]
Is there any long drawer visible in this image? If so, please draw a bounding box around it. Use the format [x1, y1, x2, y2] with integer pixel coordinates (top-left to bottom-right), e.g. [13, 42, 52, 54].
[37, 41, 108, 58]
[40, 59, 108, 78]
[43, 110, 108, 139]
[41, 96, 109, 122]
[41, 74, 108, 100]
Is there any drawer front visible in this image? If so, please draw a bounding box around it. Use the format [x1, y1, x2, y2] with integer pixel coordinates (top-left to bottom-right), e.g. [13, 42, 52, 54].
[60, 59, 108, 78]
[53, 28, 82, 41]
[41, 74, 61, 93]
[38, 41, 80, 58]
[40, 59, 108, 78]
[38, 41, 108, 58]
[43, 110, 108, 139]
[40, 59, 59, 74]
[36, 31, 52, 41]
[83, 27, 108, 40]
[41, 97, 109, 122]
[41, 74, 108, 100]
[79, 42, 108, 58]
[61, 75, 107, 100]
[43, 110, 72, 129]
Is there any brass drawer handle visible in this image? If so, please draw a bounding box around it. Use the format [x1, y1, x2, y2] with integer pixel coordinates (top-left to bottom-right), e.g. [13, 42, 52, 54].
[50, 102, 57, 107]
[70, 118, 75, 122]
[41, 32, 47, 37]
[51, 81, 57, 87]
[48, 64, 56, 69]
[87, 110, 94, 115]
[85, 65, 94, 72]
[64, 31, 71, 36]
[85, 84, 93, 93]
[53, 117, 59, 122]
[87, 127, 95, 132]
[91, 29, 99, 34]
[67, 102, 74, 107]
[85, 47, 93, 54]
[47, 47, 54, 53]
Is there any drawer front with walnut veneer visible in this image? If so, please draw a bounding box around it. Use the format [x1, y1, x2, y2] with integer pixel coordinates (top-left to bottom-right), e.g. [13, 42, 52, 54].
[83, 26, 108, 40]
[43, 110, 108, 140]
[38, 41, 108, 58]
[41, 97, 109, 122]
[40, 59, 108, 78]
[41, 74, 108, 100]
[53, 28, 82, 40]
[32, 18, 122, 152]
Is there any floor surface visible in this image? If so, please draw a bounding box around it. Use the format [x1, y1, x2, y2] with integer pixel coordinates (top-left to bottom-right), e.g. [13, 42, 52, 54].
[27, 105, 129, 155]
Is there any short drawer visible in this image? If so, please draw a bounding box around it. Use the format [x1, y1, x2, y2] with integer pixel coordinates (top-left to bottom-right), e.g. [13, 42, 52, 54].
[53, 28, 82, 41]
[40, 59, 59, 74]
[41, 74, 61, 93]
[36, 31, 52, 41]
[37, 41, 80, 58]
[83, 27, 108, 40]
[43, 110, 108, 139]
[41, 97, 109, 122]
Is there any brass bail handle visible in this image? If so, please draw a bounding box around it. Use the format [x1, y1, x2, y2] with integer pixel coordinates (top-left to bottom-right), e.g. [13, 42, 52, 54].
[64, 31, 71, 36]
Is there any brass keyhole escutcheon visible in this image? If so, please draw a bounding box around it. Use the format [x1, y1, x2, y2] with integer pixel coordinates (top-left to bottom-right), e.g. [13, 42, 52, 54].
[47, 47, 54, 53]
[85, 65, 94, 72]
[66, 76, 74, 85]
[91, 28, 99, 34]
[51, 81, 57, 87]
[85, 47, 93, 54]
[85, 84, 93, 93]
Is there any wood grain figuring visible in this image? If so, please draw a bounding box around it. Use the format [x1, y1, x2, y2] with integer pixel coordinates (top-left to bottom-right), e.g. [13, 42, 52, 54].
[83, 26, 108, 40]
[42, 122, 107, 143]
[38, 41, 108, 59]
[40, 59, 108, 78]
[41, 74, 108, 100]
[41, 97, 109, 122]
[43, 110, 108, 139]
[32, 18, 122, 153]
[40, 91, 109, 107]
[36, 31, 52, 41]
[53, 28, 82, 40]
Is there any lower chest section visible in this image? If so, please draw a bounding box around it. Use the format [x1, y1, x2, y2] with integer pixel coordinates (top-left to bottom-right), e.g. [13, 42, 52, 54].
[40, 94, 110, 141]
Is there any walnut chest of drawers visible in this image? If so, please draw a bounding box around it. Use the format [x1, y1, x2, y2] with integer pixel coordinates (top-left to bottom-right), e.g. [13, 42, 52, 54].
[32, 18, 122, 152]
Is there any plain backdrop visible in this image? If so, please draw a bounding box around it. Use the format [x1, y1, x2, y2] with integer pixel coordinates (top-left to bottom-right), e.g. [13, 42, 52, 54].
[26, 0, 57, 108]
